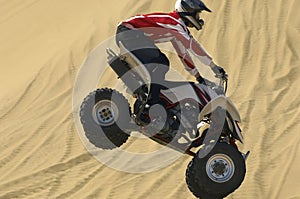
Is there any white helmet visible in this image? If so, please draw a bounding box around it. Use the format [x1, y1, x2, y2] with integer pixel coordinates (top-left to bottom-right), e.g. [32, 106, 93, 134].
[175, 0, 211, 30]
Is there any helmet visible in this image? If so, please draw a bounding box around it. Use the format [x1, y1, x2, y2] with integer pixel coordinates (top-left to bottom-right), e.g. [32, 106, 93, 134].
[175, 0, 211, 30]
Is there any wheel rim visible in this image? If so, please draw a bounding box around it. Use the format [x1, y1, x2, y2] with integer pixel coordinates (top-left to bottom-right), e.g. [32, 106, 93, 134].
[93, 100, 119, 126]
[206, 153, 235, 183]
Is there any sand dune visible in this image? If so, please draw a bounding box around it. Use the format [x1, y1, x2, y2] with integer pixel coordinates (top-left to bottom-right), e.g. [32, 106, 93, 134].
[1, 0, 300, 198]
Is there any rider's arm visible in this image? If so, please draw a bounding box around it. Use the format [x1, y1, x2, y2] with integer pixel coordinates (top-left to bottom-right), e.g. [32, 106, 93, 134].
[171, 27, 213, 64]
[171, 39, 201, 76]
[189, 37, 215, 67]
[190, 38, 226, 75]
[171, 30, 218, 76]
[172, 40, 206, 83]
[189, 37, 225, 74]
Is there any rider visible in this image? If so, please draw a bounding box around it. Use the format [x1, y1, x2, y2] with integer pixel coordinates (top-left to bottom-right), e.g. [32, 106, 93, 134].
[116, 0, 226, 105]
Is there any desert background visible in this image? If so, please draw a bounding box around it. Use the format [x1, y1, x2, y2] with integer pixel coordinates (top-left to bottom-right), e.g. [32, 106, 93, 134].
[1, 0, 300, 198]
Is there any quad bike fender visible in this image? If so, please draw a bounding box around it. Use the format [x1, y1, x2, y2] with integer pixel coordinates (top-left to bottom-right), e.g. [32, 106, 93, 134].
[199, 95, 244, 143]
[199, 95, 241, 122]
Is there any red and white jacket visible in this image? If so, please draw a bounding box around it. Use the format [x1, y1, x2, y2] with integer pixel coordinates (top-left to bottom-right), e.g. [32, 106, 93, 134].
[120, 11, 213, 76]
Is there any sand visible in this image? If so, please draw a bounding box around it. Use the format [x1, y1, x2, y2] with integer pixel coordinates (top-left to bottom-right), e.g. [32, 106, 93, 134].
[1, 0, 300, 198]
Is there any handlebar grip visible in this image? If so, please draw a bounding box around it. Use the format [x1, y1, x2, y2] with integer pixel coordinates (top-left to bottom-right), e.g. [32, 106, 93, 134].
[215, 73, 228, 80]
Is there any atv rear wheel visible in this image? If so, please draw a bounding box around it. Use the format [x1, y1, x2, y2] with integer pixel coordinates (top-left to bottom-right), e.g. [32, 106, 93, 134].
[80, 88, 131, 149]
[186, 142, 246, 198]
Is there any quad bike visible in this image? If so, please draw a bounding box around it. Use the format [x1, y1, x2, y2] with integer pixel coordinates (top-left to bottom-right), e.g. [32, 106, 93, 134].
[79, 43, 250, 198]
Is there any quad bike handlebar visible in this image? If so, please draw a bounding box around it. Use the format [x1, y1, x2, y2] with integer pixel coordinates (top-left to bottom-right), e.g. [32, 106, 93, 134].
[203, 73, 228, 95]
[216, 72, 228, 93]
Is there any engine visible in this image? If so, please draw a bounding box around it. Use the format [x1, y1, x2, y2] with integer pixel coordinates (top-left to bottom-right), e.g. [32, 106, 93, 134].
[133, 99, 201, 142]
[162, 102, 200, 140]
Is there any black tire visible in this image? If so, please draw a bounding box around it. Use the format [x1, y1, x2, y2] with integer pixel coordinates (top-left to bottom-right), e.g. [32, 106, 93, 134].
[186, 160, 201, 198]
[186, 142, 246, 198]
[186, 161, 223, 199]
[80, 88, 131, 149]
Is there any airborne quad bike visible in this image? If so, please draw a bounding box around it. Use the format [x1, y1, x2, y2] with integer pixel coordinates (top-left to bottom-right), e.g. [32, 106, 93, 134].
[79, 43, 249, 198]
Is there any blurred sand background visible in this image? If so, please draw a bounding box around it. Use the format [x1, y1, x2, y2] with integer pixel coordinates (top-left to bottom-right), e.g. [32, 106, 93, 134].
[1, 0, 300, 198]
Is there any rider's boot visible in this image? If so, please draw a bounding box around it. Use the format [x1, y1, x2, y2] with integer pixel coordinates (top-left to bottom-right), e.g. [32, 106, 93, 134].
[146, 82, 162, 105]
[138, 83, 161, 124]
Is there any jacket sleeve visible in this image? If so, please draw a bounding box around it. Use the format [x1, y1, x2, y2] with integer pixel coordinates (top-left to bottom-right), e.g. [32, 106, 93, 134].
[172, 39, 199, 76]
[189, 36, 213, 66]
[171, 30, 213, 75]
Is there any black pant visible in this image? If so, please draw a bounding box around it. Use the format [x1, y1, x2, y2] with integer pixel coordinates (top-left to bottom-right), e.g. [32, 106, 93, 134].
[116, 25, 170, 104]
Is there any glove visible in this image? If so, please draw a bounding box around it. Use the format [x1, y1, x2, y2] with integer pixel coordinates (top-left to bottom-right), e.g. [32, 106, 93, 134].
[196, 75, 205, 84]
[212, 65, 226, 76]
[196, 76, 215, 87]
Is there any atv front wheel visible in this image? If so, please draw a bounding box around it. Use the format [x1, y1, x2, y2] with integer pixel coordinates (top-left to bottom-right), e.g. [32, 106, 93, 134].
[186, 142, 246, 198]
[80, 88, 131, 149]
[186, 161, 223, 199]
